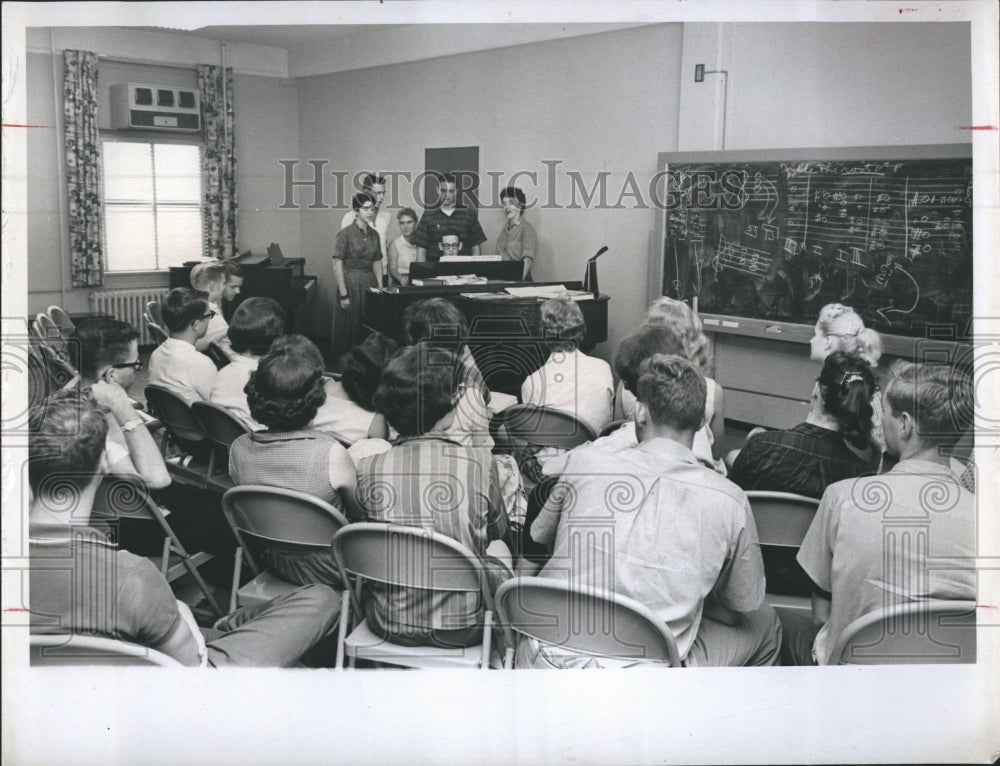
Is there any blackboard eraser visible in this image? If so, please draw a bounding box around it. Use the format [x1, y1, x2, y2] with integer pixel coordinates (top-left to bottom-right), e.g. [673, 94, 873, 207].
[721, 320, 739, 328]
[703, 318, 720, 326]
[765, 325, 782, 334]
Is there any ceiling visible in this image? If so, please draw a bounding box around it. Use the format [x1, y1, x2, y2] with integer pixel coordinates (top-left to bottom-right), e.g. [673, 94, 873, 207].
[129, 24, 403, 52]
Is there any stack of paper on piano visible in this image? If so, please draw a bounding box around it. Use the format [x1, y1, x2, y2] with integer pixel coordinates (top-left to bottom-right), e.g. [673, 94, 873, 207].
[505, 285, 594, 300]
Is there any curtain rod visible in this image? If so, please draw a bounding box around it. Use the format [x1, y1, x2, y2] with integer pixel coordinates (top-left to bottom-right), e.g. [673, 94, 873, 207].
[96, 54, 201, 71]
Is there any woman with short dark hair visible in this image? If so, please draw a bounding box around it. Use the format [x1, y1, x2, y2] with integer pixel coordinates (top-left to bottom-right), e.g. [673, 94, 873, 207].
[332, 191, 383, 357]
[210, 297, 287, 429]
[228, 335, 361, 587]
[496, 186, 537, 280]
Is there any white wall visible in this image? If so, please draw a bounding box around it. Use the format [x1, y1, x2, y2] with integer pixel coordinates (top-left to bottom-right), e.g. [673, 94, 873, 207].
[678, 22, 971, 151]
[296, 23, 685, 356]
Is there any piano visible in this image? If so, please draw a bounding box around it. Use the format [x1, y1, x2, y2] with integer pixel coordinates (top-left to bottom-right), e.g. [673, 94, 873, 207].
[169, 248, 317, 333]
[363, 281, 609, 396]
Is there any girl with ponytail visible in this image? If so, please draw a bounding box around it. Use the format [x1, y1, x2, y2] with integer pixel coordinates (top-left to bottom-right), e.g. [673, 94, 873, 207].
[729, 352, 877, 498]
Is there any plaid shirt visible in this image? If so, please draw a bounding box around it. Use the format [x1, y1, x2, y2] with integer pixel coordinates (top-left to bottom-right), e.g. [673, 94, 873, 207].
[729, 423, 872, 498]
[412, 206, 487, 257]
[356, 436, 509, 638]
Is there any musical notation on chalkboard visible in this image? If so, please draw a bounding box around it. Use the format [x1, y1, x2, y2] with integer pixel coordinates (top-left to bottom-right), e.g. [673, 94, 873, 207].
[660, 150, 973, 338]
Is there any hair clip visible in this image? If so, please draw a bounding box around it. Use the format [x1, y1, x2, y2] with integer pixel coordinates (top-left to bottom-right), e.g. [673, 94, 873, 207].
[840, 372, 865, 386]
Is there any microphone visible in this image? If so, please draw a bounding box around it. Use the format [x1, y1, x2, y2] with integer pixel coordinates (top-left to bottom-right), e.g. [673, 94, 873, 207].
[589, 246, 609, 263]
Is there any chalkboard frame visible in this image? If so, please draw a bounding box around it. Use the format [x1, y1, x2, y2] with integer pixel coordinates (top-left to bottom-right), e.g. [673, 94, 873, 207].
[650, 144, 973, 356]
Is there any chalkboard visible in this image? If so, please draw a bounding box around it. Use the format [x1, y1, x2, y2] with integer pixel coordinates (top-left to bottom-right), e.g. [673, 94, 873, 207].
[659, 146, 973, 338]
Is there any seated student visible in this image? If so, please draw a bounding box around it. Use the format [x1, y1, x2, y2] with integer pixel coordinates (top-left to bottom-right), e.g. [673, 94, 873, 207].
[228, 335, 362, 587]
[810, 302, 885, 456]
[520, 298, 614, 435]
[522, 355, 780, 668]
[786, 362, 977, 666]
[147, 288, 219, 404]
[356, 346, 513, 648]
[540, 323, 719, 478]
[402, 297, 493, 449]
[617, 297, 726, 461]
[729, 351, 878, 497]
[28, 391, 341, 667]
[189, 260, 243, 355]
[323, 332, 397, 443]
[69, 317, 170, 489]
[209, 297, 287, 429]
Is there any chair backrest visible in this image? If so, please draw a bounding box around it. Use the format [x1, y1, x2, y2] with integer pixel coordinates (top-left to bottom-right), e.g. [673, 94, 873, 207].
[222, 485, 349, 550]
[206, 342, 231, 370]
[829, 600, 977, 665]
[27, 341, 77, 406]
[46, 305, 75, 336]
[598, 418, 629, 439]
[31, 633, 181, 667]
[35, 312, 61, 340]
[144, 384, 209, 444]
[494, 577, 682, 667]
[191, 401, 251, 451]
[146, 300, 164, 327]
[332, 523, 491, 610]
[502, 404, 598, 450]
[745, 491, 820, 548]
[146, 320, 169, 346]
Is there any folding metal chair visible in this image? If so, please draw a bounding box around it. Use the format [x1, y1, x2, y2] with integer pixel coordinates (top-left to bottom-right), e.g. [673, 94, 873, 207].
[206, 342, 232, 370]
[46, 305, 76, 338]
[494, 576, 682, 669]
[30, 633, 182, 667]
[332, 523, 496, 670]
[144, 312, 169, 346]
[222, 485, 349, 612]
[146, 300, 164, 327]
[829, 600, 977, 665]
[745, 491, 820, 622]
[502, 404, 598, 450]
[144, 384, 214, 488]
[92, 472, 223, 617]
[191, 401, 251, 493]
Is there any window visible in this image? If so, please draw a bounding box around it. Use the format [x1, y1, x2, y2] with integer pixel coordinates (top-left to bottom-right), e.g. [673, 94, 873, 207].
[102, 140, 203, 272]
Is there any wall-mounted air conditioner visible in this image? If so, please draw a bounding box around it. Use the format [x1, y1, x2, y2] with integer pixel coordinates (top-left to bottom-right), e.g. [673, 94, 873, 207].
[109, 83, 201, 132]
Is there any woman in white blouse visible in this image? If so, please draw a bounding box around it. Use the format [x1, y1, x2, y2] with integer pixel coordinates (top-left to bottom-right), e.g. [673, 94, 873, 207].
[387, 207, 421, 286]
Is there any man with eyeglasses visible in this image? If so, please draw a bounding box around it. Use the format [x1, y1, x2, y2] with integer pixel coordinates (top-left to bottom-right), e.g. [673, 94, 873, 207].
[341, 173, 391, 279]
[67, 317, 171, 490]
[148, 287, 219, 404]
[413, 172, 487, 262]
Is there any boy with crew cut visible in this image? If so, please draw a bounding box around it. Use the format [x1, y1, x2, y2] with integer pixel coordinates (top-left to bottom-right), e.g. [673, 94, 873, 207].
[147, 287, 218, 403]
[190, 260, 243, 355]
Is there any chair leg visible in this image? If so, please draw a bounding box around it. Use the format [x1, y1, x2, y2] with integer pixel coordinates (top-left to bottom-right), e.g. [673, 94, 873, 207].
[171, 542, 223, 617]
[229, 548, 243, 614]
[335, 589, 350, 671]
[481, 610, 493, 670]
[160, 537, 171, 579]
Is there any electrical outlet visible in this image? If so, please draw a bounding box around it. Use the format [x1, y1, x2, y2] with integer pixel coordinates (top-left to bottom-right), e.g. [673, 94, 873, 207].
[695, 64, 704, 82]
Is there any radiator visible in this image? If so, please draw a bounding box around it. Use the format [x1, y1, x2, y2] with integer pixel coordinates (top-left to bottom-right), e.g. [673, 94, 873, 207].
[89, 288, 170, 346]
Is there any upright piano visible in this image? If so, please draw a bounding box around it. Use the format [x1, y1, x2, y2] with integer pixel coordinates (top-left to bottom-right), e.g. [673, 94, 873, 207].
[169, 251, 317, 332]
[362, 281, 609, 395]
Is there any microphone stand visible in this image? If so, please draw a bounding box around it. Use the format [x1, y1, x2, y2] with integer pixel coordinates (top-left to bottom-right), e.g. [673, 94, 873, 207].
[583, 246, 609, 298]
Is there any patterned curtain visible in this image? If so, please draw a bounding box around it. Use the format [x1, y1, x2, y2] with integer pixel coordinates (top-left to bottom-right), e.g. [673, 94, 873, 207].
[63, 50, 104, 286]
[197, 65, 238, 260]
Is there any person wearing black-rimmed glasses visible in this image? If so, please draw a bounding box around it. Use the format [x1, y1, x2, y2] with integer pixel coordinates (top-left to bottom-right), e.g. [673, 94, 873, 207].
[148, 287, 219, 404]
[68, 317, 171, 490]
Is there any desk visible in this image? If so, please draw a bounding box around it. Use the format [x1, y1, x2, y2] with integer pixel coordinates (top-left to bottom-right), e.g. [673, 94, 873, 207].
[363, 282, 610, 396]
